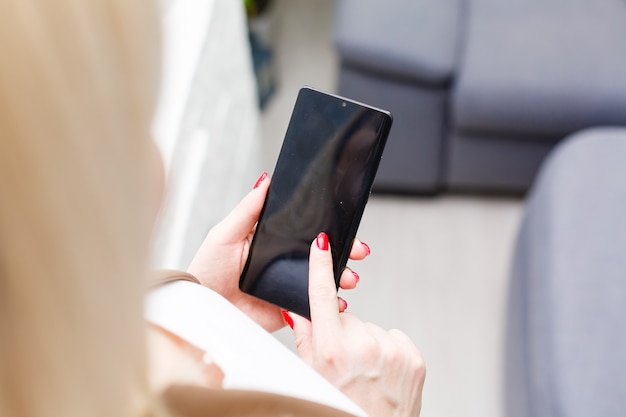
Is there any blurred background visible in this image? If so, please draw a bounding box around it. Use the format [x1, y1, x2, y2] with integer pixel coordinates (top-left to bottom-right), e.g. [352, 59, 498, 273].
[152, 1, 626, 416]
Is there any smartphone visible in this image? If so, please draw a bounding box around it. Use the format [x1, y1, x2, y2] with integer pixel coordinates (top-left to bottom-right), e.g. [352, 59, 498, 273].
[239, 87, 392, 319]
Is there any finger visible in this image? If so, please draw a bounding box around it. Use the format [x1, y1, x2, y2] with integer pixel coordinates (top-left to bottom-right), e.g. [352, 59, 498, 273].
[388, 329, 424, 360]
[308, 232, 342, 335]
[348, 238, 371, 260]
[339, 267, 359, 290]
[365, 322, 396, 353]
[338, 297, 348, 312]
[364, 324, 412, 383]
[388, 329, 427, 382]
[211, 172, 270, 243]
[366, 322, 401, 357]
[289, 312, 314, 364]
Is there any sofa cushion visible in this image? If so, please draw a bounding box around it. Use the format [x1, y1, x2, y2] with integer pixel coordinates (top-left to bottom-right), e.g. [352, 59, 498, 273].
[334, 0, 463, 86]
[507, 128, 626, 417]
[453, 0, 626, 138]
[446, 132, 556, 192]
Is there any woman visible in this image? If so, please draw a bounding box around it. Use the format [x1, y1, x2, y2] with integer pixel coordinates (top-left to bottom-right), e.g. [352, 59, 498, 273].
[0, 1, 425, 416]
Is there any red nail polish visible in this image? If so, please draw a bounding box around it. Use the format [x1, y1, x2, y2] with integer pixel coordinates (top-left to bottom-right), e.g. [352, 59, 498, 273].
[281, 310, 294, 329]
[316, 232, 329, 251]
[361, 242, 371, 256]
[253, 171, 268, 189]
[341, 298, 348, 311]
[352, 270, 360, 283]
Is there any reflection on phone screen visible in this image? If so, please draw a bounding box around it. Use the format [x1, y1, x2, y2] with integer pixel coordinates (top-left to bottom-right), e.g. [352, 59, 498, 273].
[240, 88, 391, 318]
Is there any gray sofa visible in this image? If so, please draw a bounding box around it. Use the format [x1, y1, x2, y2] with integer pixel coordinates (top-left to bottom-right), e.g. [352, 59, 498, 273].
[334, 0, 626, 193]
[507, 128, 626, 416]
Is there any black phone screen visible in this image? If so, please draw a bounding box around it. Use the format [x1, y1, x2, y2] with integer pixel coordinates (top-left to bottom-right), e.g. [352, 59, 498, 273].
[239, 87, 392, 318]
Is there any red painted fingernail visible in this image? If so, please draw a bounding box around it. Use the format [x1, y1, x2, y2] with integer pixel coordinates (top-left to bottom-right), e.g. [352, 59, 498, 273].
[361, 242, 371, 256]
[340, 298, 348, 311]
[352, 270, 360, 283]
[316, 232, 329, 251]
[253, 171, 268, 189]
[281, 310, 294, 329]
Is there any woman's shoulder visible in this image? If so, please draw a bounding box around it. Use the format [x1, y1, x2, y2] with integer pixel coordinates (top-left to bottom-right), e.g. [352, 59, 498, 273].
[161, 384, 358, 417]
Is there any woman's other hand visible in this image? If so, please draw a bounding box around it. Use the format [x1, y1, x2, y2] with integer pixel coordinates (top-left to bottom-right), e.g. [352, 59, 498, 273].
[287, 233, 426, 417]
[187, 172, 369, 332]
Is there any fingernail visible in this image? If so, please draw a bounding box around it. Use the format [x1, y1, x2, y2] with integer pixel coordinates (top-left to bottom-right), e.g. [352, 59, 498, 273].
[351, 270, 360, 283]
[316, 232, 329, 251]
[361, 242, 371, 256]
[281, 310, 294, 329]
[340, 298, 348, 311]
[253, 171, 268, 189]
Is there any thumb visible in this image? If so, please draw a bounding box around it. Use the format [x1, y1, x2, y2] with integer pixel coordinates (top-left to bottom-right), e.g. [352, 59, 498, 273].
[287, 311, 314, 364]
[211, 172, 269, 243]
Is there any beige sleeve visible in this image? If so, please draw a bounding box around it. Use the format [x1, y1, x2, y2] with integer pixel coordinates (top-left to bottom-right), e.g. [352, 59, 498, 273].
[161, 384, 359, 417]
[149, 270, 202, 289]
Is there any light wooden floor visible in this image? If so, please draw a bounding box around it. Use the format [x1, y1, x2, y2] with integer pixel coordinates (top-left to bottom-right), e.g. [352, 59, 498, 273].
[260, 1, 524, 416]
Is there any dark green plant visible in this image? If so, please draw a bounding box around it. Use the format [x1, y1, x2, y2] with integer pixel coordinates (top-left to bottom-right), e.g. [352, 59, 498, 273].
[244, 0, 270, 17]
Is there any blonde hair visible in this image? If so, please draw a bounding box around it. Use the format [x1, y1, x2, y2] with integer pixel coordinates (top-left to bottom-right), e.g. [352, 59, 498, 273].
[0, 1, 162, 416]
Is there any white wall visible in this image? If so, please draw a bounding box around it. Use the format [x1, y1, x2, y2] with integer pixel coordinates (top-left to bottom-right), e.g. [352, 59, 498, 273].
[152, 0, 261, 269]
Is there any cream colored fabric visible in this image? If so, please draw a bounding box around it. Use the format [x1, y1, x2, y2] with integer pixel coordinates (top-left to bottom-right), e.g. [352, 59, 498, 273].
[162, 385, 357, 417]
[150, 272, 358, 417]
[151, 270, 202, 288]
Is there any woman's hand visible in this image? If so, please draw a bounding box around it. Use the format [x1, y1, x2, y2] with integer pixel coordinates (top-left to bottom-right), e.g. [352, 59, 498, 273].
[187, 172, 370, 332]
[287, 233, 426, 417]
